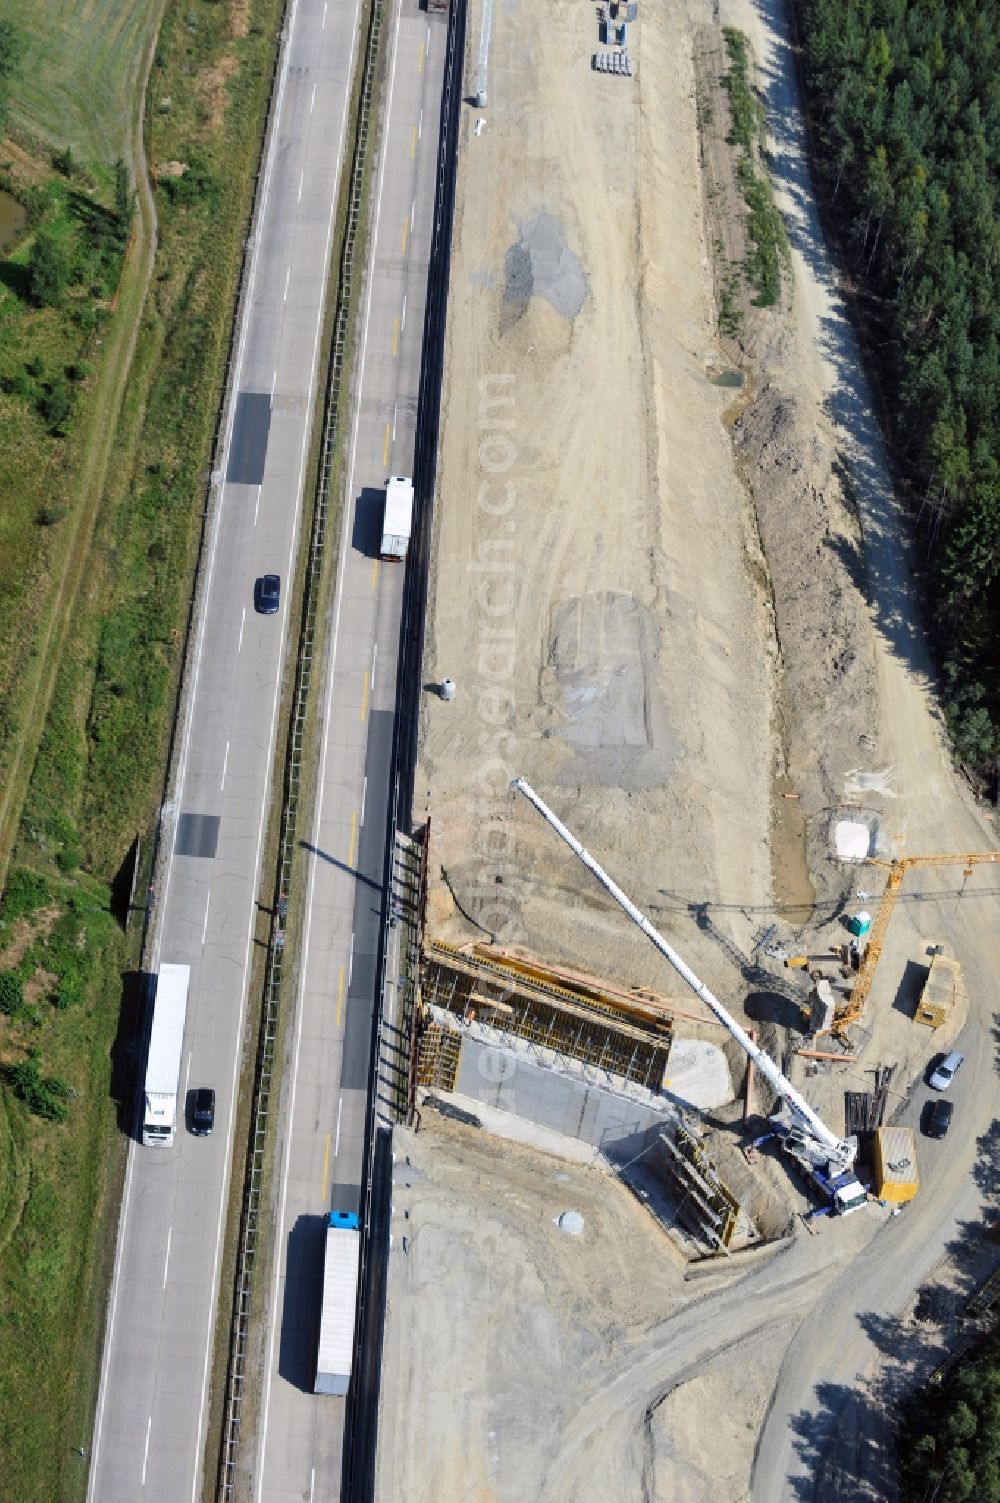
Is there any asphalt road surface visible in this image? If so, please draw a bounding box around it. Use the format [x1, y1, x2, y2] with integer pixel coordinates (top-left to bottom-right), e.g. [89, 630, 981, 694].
[251, 3, 447, 1499]
[87, 0, 365, 1495]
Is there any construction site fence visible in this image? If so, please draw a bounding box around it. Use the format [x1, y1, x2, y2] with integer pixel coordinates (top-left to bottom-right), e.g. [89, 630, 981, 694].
[343, 0, 470, 1492]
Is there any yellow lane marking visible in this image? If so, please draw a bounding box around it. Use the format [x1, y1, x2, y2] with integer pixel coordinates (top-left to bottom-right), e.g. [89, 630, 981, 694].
[383, 421, 391, 466]
[336, 964, 345, 1028]
[371, 558, 379, 590]
[348, 809, 358, 866]
[392, 315, 400, 355]
[359, 672, 369, 723]
[411, 124, 417, 158]
[401, 216, 409, 254]
[321, 1132, 331, 1200]
[418, 41, 424, 72]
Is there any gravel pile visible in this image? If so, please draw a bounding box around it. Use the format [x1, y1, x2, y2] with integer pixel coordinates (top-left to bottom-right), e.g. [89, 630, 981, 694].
[503, 212, 587, 326]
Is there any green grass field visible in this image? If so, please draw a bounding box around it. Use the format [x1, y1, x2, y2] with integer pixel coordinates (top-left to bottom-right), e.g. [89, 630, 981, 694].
[0, 0, 284, 1491]
[4, 0, 161, 164]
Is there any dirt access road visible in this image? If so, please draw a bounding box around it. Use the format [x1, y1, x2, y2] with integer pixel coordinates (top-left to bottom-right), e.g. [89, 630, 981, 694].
[719, 0, 1000, 1498]
[385, 0, 1000, 1494]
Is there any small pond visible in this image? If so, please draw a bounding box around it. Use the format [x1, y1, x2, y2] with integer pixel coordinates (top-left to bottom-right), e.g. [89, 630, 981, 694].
[707, 366, 746, 389]
[0, 189, 27, 250]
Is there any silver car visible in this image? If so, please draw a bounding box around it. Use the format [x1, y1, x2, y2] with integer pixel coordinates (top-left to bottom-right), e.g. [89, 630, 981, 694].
[928, 1050, 964, 1091]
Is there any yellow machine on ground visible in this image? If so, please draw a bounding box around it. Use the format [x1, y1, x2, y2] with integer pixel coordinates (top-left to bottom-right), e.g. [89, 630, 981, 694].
[827, 852, 998, 1041]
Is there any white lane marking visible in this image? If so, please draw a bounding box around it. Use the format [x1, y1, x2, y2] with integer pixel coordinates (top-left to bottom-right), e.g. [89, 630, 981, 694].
[361, 775, 367, 825]
[238, 606, 246, 653]
[401, 292, 407, 329]
[221, 740, 230, 791]
[310, 83, 316, 113]
[284, 264, 291, 302]
[141, 1417, 152, 1486]
[392, 400, 397, 441]
[254, 486, 262, 526]
[418, 106, 422, 139]
[254, 0, 366, 1487]
[143, 0, 295, 980]
[89, 0, 312, 1479]
[310, 1467, 316, 1503]
[202, 892, 211, 946]
[426, 23, 430, 50]
[371, 641, 378, 691]
[349, 933, 354, 986]
[184, 1050, 192, 1095]
[334, 1097, 343, 1158]
[270, 367, 277, 399]
[322, 1, 327, 26]
[298, 169, 304, 202]
[410, 196, 415, 228]
[163, 1228, 173, 1290]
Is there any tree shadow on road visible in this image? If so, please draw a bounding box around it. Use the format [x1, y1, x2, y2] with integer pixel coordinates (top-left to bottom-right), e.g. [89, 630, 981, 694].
[779, 1101, 1000, 1501]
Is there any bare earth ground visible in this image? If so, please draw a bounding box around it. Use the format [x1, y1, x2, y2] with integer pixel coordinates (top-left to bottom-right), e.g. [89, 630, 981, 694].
[377, 1115, 688, 1502]
[385, 0, 1000, 1496]
[418, 0, 773, 999]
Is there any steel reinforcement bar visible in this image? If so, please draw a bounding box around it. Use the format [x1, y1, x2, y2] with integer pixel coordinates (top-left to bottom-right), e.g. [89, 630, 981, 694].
[215, 0, 387, 1491]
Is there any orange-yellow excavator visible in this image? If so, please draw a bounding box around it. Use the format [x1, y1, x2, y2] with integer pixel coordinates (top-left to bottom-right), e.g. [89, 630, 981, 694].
[826, 852, 999, 1041]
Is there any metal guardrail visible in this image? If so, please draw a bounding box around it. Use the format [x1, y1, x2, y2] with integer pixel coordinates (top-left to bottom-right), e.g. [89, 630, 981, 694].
[215, 0, 386, 1494]
[967, 1263, 1000, 1316]
[928, 1333, 977, 1386]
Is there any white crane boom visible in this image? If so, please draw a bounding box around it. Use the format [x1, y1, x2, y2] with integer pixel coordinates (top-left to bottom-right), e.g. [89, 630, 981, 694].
[512, 778, 854, 1170]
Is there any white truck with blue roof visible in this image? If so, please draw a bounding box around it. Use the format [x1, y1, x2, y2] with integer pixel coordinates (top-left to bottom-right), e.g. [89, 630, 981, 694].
[314, 1209, 361, 1396]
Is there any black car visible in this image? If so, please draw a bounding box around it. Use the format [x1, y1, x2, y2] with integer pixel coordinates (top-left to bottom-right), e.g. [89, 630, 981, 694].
[191, 1087, 215, 1136]
[923, 1098, 953, 1140]
[255, 573, 280, 614]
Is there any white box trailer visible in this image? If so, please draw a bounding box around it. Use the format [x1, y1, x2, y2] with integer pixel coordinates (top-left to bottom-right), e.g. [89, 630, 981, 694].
[380, 475, 414, 560]
[314, 1210, 361, 1396]
[142, 963, 190, 1147]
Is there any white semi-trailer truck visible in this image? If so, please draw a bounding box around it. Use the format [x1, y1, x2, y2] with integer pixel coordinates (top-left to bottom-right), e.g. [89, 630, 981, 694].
[314, 1209, 361, 1396]
[379, 475, 414, 561]
[142, 963, 190, 1147]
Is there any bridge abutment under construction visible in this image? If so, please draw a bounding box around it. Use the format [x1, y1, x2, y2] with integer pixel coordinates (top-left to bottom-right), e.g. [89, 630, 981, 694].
[410, 939, 765, 1254]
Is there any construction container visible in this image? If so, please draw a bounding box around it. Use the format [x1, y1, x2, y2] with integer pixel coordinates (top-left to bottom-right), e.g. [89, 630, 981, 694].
[916, 951, 962, 1029]
[873, 1125, 919, 1204]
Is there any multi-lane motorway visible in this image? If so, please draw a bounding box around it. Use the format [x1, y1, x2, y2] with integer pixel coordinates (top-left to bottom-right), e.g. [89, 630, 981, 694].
[253, 4, 446, 1498]
[88, 0, 446, 1495]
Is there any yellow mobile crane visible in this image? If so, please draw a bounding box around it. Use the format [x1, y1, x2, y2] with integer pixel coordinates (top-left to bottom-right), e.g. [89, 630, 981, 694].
[827, 851, 999, 1041]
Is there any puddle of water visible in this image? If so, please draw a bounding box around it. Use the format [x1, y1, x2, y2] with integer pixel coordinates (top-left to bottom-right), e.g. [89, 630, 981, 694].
[708, 367, 745, 388]
[0, 189, 27, 250]
[772, 775, 816, 926]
